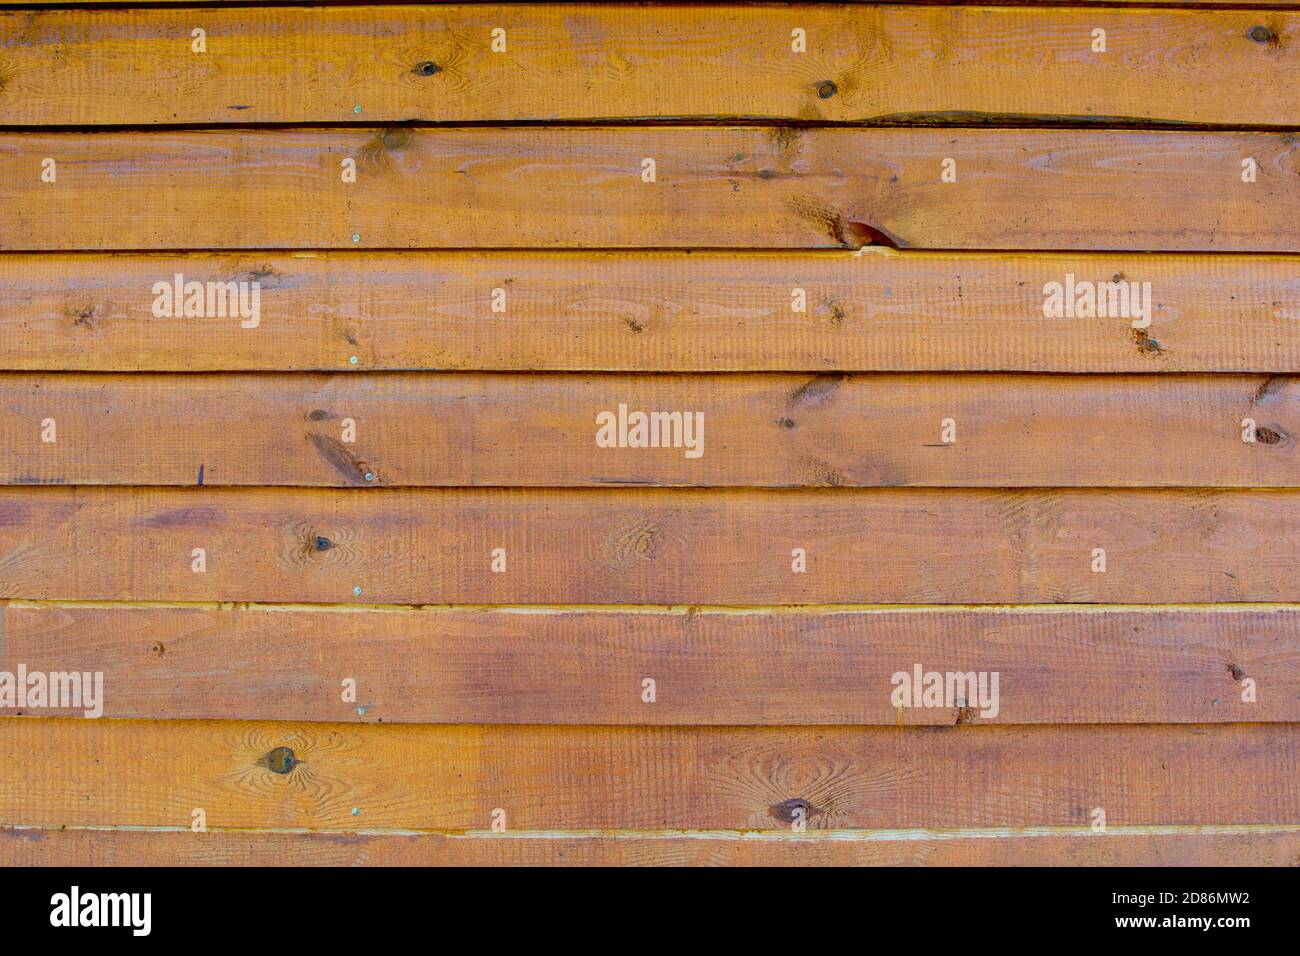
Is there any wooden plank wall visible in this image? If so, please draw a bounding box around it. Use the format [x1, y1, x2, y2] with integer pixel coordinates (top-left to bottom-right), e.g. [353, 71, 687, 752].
[0, 2, 1297, 867]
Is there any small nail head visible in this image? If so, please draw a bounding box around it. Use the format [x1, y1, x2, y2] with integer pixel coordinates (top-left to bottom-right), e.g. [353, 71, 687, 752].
[417, 61, 440, 77]
[1249, 25, 1273, 43]
[351, 807, 361, 816]
[349, 356, 359, 365]
[351, 233, 361, 243]
[364, 472, 374, 482]
[353, 585, 362, 596]
[817, 80, 837, 99]
[357, 706, 367, 716]
[353, 105, 362, 114]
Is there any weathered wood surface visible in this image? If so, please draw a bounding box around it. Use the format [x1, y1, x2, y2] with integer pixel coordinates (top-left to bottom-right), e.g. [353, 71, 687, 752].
[2, 372, 1297, 487]
[0, 720, 1294, 830]
[3, 252, 1299, 373]
[5, 826, 1298, 867]
[1, 0, 1296, 871]
[2, 602, 1291, 724]
[0, 487, 1296, 604]
[2, 6, 1296, 126]
[3, 129, 1297, 251]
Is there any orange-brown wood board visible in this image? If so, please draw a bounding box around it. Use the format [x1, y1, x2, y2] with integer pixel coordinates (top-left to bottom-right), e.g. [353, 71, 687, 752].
[1, 6, 1296, 126]
[2, 128, 1298, 251]
[3, 251, 1298, 373]
[0, 1, 1296, 869]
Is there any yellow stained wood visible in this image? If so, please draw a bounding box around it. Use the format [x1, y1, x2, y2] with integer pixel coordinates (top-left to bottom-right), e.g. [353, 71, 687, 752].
[2, 129, 1297, 251]
[1, 6, 1296, 125]
[0, 487, 1296, 604]
[3, 251, 1299, 372]
[1, 372, 1296, 487]
[0, 719, 1294, 830]
[3, 602, 1293, 724]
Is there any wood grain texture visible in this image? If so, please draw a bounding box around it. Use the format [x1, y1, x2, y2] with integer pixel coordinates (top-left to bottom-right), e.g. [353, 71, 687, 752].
[0, 719, 1294, 830]
[5, 826, 1299, 867]
[0, 487, 1296, 605]
[2, 128, 1297, 252]
[4, 251, 1299, 372]
[2, 372, 1297, 487]
[2, 6, 1297, 126]
[2, 603, 1293, 724]
[2, 3, 1296, 871]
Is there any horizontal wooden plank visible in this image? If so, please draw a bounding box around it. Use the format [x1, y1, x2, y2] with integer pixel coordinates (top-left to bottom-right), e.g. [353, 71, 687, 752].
[1, 372, 1296, 487]
[2, 6, 1296, 126]
[0, 719, 1293, 829]
[0, 487, 1296, 604]
[3, 603, 1293, 724]
[2, 129, 1297, 251]
[4, 251, 1299, 372]
[5, 826, 1299, 867]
